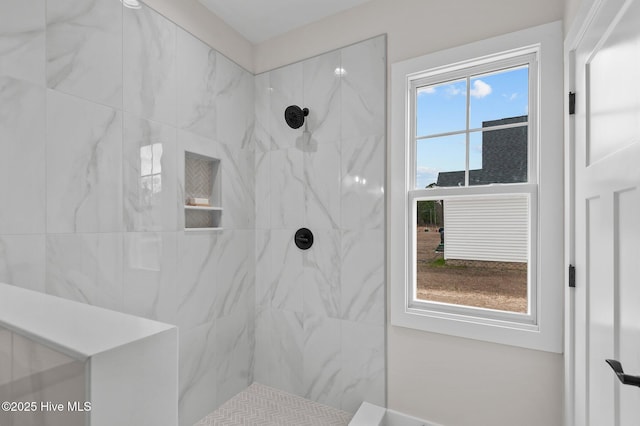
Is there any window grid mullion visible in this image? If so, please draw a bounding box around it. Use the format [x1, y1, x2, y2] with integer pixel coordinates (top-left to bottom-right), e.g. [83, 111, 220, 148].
[415, 121, 529, 141]
[411, 81, 417, 190]
[465, 76, 471, 187]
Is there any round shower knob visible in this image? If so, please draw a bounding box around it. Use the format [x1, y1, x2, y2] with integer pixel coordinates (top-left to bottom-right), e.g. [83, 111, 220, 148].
[294, 228, 314, 250]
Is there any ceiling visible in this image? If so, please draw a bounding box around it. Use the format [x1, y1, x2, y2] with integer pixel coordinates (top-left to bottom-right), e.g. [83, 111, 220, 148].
[198, 0, 375, 44]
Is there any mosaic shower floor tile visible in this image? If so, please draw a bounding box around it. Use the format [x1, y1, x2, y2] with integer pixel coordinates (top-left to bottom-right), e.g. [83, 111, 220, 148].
[194, 383, 353, 426]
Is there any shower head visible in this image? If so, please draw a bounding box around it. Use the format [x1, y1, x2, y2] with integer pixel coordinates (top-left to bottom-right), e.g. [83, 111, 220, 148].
[284, 105, 309, 129]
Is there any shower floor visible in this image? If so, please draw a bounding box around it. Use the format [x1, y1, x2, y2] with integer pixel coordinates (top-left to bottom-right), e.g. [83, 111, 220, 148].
[194, 383, 353, 426]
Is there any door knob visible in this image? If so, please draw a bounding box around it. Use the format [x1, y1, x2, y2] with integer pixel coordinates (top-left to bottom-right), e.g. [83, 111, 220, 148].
[605, 359, 640, 387]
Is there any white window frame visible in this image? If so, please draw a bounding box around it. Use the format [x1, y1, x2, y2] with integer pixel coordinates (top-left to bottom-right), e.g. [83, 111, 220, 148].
[390, 21, 564, 353]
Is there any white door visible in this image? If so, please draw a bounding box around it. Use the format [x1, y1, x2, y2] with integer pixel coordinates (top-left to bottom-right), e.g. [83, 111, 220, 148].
[570, 0, 640, 424]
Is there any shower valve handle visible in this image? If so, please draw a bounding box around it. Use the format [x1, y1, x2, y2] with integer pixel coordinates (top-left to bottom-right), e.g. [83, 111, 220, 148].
[294, 228, 314, 250]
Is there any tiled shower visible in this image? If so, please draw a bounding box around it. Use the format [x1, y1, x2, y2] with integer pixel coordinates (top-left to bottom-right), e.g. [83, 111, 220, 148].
[0, 0, 385, 424]
[253, 37, 386, 413]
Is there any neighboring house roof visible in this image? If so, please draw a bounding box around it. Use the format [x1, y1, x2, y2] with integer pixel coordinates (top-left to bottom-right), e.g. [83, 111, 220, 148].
[436, 115, 528, 187]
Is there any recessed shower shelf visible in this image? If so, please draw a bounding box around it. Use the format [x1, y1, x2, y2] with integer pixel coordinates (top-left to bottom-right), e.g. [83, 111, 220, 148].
[184, 206, 223, 211]
[184, 151, 222, 231]
[185, 227, 223, 232]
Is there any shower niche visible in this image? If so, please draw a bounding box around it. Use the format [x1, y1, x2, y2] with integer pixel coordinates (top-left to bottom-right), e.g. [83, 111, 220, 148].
[184, 151, 222, 231]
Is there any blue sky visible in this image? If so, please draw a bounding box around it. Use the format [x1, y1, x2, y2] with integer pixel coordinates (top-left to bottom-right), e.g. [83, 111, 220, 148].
[415, 66, 528, 188]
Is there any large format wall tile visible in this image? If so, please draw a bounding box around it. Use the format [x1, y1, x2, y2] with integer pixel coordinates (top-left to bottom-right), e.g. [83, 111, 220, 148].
[46, 91, 123, 233]
[341, 135, 385, 231]
[0, 327, 10, 387]
[176, 232, 217, 329]
[303, 51, 341, 145]
[216, 54, 253, 149]
[303, 315, 342, 407]
[253, 73, 271, 152]
[269, 229, 304, 313]
[270, 149, 304, 228]
[303, 229, 341, 318]
[0, 78, 46, 235]
[47, 0, 123, 108]
[269, 63, 303, 150]
[341, 36, 386, 140]
[255, 231, 272, 306]
[254, 151, 271, 230]
[341, 230, 385, 326]
[220, 145, 255, 230]
[0, 0, 45, 86]
[11, 331, 78, 381]
[179, 320, 217, 426]
[46, 233, 124, 311]
[123, 232, 177, 323]
[304, 142, 341, 230]
[215, 309, 254, 406]
[215, 230, 254, 318]
[123, 3, 177, 126]
[10, 332, 87, 426]
[0, 328, 9, 426]
[341, 321, 385, 412]
[271, 309, 304, 396]
[253, 304, 276, 385]
[123, 115, 178, 232]
[177, 28, 217, 139]
[0, 235, 46, 292]
[178, 129, 223, 160]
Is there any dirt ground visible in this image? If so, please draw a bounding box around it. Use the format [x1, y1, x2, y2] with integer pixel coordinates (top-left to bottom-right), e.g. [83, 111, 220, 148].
[416, 227, 528, 313]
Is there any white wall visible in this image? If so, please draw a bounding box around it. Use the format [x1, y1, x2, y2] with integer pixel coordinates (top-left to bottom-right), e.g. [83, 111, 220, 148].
[254, 1, 565, 425]
[389, 327, 563, 426]
[254, 0, 564, 74]
[143, 0, 254, 72]
[565, 0, 585, 32]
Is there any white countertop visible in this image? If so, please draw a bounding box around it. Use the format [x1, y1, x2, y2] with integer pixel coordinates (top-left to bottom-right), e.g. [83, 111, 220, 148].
[0, 283, 175, 360]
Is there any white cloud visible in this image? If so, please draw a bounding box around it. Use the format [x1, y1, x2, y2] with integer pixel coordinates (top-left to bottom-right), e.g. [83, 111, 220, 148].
[470, 79, 492, 98]
[418, 86, 436, 96]
[502, 92, 518, 101]
[416, 166, 440, 188]
[446, 85, 463, 96]
[417, 166, 440, 174]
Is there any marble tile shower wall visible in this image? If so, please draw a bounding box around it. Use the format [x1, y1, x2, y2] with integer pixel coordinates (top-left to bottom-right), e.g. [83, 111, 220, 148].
[0, 1, 254, 425]
[254, 36, 386, 412]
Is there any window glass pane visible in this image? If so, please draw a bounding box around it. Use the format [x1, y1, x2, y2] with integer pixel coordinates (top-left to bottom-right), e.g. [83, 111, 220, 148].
[416, 79, 467, 137]
[469, 66, 528, 129]
[415, 195, 529, 314]
[416, 133, 465, 189]
[469, 126, 528, 185]
[469, 132, 482, 172]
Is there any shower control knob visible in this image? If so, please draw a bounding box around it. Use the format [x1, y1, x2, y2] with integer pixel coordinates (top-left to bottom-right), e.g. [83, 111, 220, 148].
[294, 228, 314, 250]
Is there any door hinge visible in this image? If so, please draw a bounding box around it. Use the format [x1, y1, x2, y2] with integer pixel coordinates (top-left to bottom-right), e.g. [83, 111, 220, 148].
[569, 92, 576, 115]
[569, 264, 576, 288]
